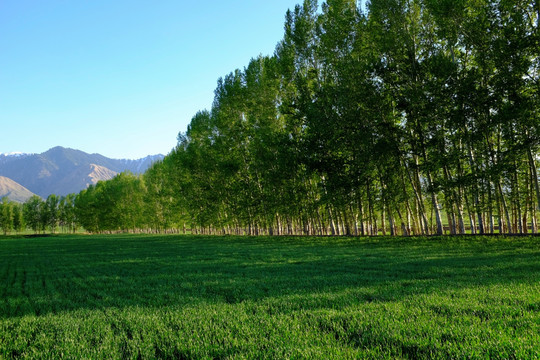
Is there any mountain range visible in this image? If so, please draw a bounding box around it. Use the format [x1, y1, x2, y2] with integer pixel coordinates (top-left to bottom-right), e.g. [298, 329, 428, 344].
[0, 147, 164, 201]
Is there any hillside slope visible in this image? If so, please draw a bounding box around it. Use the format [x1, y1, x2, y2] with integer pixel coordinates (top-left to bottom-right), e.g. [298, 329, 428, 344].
[0, 176, 36, 202]
[0, 147, 163, 198]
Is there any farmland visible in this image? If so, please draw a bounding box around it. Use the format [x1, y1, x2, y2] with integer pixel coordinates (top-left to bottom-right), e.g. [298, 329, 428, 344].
[1, 234, 539, 359]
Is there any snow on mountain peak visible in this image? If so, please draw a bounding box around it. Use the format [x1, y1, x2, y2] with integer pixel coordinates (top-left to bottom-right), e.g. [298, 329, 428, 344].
[1, 152, 28, 157]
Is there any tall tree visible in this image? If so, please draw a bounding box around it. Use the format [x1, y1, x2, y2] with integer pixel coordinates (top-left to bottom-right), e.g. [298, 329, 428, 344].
[0, 197, 14, 235]
[23, 196, 43, 234]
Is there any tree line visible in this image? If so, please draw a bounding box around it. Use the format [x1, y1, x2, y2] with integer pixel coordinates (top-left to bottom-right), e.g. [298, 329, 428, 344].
[152, 0, 540, 236]
[0, 195, 77, 235]
[4, 0, 539, 237]
[0, 170, 188, 235]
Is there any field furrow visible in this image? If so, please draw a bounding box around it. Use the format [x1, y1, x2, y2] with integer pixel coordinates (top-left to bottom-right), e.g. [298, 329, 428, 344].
[0, 234, 539, 359]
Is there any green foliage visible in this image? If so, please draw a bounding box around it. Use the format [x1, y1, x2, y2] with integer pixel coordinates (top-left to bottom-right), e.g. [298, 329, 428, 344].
[21, 195, 76, 234]
[11, 204, 24, 234]
[0, 234, 539, 358]
[62, 0, 540, 236]
[59, 194, 77, 233]
[44, 194, 59, 233]
[74, 172, 147, 233]
[124, 0, 536, 236]
[0, 197, 15, 235]
[22, 196, 43, 234]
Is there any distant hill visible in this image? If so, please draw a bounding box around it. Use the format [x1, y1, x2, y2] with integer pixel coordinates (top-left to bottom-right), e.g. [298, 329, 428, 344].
[0, 147, 164, 198]
[0, 176, 36, 203]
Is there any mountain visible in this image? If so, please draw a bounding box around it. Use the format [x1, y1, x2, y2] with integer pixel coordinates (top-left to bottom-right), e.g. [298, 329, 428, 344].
[0, 147, 164, 199]
[0, 176, 36, 203]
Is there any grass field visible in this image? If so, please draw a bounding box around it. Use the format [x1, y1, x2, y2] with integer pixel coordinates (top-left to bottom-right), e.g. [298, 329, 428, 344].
[1, 234, 539, 359]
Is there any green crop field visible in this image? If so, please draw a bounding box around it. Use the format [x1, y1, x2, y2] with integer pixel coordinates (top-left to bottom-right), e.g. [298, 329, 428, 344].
[1, 234, 539, 359]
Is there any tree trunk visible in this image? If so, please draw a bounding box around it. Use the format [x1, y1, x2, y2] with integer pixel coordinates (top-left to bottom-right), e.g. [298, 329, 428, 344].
[527, 146, 540, 211]
[513, 163, 523, 234]
[327, 207, 336, 236]
[428, 172, 444, 235]
[409, 157, 429, 234]
[464, 192, 476, 234]
[381, 203, 387, 236]
[496, 180, 512, 234]
[358, 200, 365, 236]
[388, 208, 395, 236]
[487, 181, 494, 234]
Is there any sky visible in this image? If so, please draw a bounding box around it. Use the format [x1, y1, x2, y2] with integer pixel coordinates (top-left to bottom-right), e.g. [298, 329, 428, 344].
[0, 0, 303, 159]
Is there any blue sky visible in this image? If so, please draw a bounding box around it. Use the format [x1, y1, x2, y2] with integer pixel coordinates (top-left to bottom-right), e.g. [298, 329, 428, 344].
[0, 0, 303, 159]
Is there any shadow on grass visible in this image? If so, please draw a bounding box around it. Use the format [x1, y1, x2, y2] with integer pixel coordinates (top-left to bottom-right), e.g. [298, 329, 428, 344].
[1, 234, 539, 318]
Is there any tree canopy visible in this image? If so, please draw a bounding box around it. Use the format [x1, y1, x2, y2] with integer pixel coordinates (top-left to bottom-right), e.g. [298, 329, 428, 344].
[12, 0, 540, 236]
